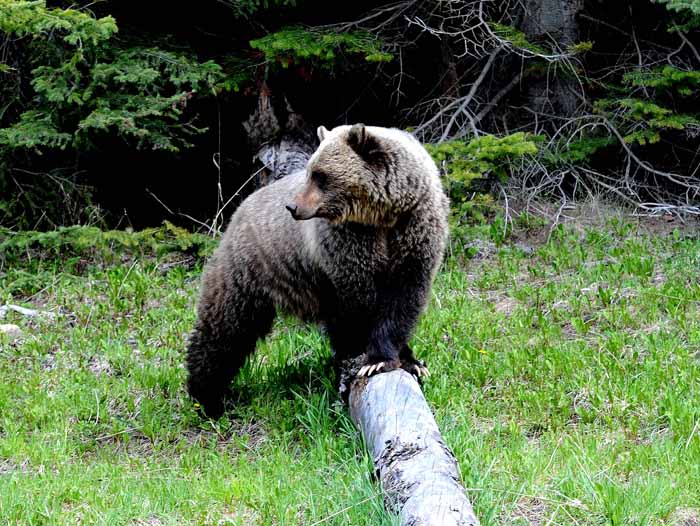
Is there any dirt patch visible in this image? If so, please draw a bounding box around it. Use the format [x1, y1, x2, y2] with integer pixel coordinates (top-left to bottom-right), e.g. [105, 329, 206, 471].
[669, 508, 700, 526]
[130, 517, 165, 526]
[494, 297, 520, 316]
[88, 354, 112, 376]
[42, 351, 57, 371]
[182, 419, 269, 452]
[504, 497, 548, 525]
[567, 388, 593, 426]
[206, 505, 260, 526]
[508, 198, 700, 246]
[0, 459, 19, 475]
[465, 238, 498, 260]
[0, 458, 38, 475]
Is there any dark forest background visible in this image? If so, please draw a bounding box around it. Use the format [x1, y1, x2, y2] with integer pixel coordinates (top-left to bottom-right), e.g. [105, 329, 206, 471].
[1, 0, 699, 231]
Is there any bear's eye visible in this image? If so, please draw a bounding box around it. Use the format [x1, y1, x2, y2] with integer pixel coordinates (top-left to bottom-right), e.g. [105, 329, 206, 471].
[311, 171, 327, 188]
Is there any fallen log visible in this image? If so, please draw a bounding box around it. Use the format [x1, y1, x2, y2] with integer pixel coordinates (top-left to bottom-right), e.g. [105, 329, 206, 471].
[347, 368, 480, 526]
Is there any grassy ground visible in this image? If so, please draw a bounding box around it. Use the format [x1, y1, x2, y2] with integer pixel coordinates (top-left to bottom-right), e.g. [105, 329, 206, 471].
[1, 213, 699, 526]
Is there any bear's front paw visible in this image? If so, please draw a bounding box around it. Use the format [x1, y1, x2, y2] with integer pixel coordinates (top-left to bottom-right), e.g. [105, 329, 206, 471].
[357, 358, 400, 378]
[400, 357, 430, 379]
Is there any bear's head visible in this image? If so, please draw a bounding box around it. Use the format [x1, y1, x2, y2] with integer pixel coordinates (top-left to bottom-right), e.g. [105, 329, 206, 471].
[286, 124, 438, 226]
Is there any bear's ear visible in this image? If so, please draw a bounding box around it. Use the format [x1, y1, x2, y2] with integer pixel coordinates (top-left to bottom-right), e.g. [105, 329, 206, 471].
[347, 123, 382, 159]
[317, 126, 329, 142]
[347, 123, 367, 151]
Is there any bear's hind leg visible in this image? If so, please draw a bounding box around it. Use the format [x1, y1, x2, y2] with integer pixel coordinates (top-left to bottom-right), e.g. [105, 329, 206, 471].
[186, 278, 275, 418]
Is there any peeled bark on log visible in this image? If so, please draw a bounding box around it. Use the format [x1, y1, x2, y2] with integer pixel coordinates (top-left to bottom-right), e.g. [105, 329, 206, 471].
[348, 368, 480, 526]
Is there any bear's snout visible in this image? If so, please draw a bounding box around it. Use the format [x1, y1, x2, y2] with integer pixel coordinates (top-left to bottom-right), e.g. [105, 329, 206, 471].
[285, 203, 299, 219]
[288, 184, 323, 220]
[286, 201, 318, 220]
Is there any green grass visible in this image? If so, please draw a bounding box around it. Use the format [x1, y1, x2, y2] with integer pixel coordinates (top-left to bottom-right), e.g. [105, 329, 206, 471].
[1, 216, 699, 525]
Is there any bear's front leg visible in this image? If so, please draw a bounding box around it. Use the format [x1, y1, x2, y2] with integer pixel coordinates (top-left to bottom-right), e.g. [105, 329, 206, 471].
[356, 266, 432, 379]
[357, 324, 402, 377]
[325, 315, 400, 377]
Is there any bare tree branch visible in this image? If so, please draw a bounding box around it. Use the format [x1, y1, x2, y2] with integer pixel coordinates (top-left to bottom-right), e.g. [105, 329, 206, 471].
[439, 46, 502, 142]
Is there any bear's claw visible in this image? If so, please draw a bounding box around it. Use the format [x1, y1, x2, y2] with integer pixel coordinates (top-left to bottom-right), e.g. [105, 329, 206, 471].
[356, 358, 430, 379]
[400, 357, 430, 381]
[358, 362, 385, 377]
[410, 363, 430, 378]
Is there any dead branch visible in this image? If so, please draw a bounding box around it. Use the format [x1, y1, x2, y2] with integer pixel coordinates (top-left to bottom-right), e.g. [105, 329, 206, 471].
[243, 86, 316, 185]
[439, 46, 502, 142]
[472, 71, 523, 127]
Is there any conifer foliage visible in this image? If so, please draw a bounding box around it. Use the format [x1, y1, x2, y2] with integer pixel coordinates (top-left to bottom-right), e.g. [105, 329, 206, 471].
[1, 0, 699, 228]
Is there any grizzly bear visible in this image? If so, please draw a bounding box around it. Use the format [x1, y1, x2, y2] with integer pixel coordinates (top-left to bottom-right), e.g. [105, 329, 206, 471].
[186, 124, 449, 417]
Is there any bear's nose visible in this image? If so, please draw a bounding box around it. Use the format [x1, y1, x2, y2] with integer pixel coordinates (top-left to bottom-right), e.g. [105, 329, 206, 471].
[285, 204, 298, 218]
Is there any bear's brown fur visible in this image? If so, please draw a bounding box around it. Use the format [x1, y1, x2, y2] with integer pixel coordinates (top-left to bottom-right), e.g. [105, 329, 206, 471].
[186, 124, 449, 417]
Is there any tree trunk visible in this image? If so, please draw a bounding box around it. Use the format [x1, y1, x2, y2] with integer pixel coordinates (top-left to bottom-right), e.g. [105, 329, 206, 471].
[521, 0, 584, 118]
[242, 83, 316, 186]
[521, 0, 583, 43]
[347, 367, 480, 526]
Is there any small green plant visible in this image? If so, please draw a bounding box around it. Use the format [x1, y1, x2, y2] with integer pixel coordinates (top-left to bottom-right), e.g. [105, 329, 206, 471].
[558, 136, 616, 164]
[426, 133, 539, 223]
[654, 0, 700, 15]
[488, 215, 512, 246]
[593, 63, 700, 149]
[228, 0, 299, 16]
[250, 27, 392, 67]
[624, 65, 700, 96]
[567, 41, 594, 54]
[0, 2, 225, 153]
[595, 98, 699, 145]
[0, 222, 214, 265]
[488, 22, 547, 54]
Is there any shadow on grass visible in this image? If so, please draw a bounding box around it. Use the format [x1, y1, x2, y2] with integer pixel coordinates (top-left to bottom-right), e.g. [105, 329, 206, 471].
[225, 349, 337, 410]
